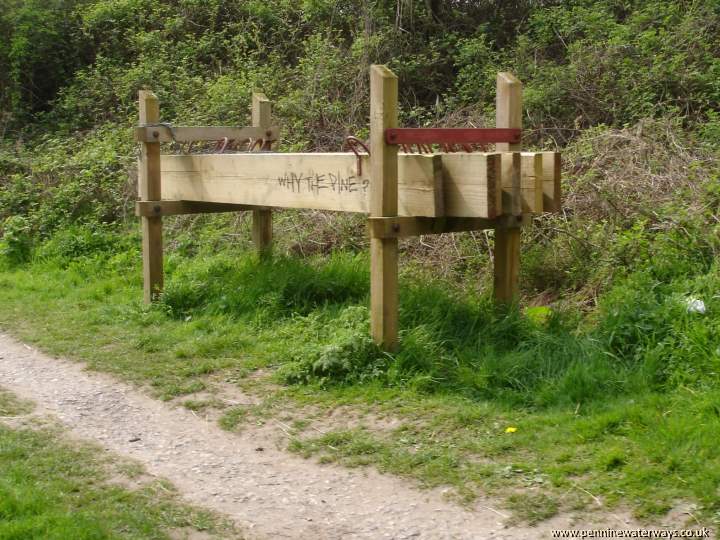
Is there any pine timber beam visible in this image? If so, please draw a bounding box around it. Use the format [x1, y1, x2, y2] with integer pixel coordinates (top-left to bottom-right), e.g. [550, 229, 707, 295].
[160, 152, 500, 218]
[368, 215, 522, 239]
[134, 125, 280, 143]
[542, 151, 562, 213]
[158, 151, 559, 218]
[369, 65, 400, 352]
[252, 92, 273, 256]
[494, 72, 523, 304]
[135, 200, 264, 217]
[384, 128, 521, 145]
[138, 90, 163, 303]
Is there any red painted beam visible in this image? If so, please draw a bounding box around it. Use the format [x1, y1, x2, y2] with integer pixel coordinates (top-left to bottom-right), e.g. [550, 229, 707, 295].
[385, 128, 521, 145]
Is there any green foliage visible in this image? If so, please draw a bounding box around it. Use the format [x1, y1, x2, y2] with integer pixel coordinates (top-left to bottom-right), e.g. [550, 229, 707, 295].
[0, 215, 32, 265]
[0, 124, 134, 240]
[700, 109, 720, 146]
[161, 251, 368, 320]
[278, 306, 388, 386]
[0, 0, 88, 125]
[2, 0, 717, 138]
[516, 1, 720, 135]
[1, 0, 720, 521]
[36, 223, 136, 266]
[1, 0, 718, 267]
[33, 217, 706, 408]
[0, 0, 717, 415]
[506, 492, 559, 525]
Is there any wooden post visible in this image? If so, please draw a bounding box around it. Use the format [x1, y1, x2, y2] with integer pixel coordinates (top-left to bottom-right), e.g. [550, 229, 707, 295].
[494, 72, 522, 304]
[251, 92, 273, 256]
[369, 65, 399, 351]
[138, 90, 163, 303]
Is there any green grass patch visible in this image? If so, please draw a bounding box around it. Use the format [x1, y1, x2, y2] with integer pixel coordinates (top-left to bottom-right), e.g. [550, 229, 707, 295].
[284, 387, 720, 521]
[0, 388, 34, 416]
[0, 415, 236, 538]
[506, 492, 559, 525]
[0, 227, 719, 524]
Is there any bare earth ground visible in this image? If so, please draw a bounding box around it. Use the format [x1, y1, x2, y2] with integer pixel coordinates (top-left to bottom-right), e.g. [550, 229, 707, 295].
[0, 332, 649, 539]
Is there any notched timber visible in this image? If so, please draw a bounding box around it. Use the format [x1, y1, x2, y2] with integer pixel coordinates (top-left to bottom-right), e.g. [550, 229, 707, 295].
[160, 152, 500, 218]
[541, 151, 562, 212]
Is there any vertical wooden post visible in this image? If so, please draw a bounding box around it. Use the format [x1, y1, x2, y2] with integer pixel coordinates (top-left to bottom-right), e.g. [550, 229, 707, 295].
[369, 65, 399, 351]
[494, 72, 522, 304]
[251, 92, 273, 257]
[138, 90, 163, 303]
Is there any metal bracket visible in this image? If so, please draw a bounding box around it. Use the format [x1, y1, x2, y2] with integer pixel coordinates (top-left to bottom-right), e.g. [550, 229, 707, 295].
[343, 136, 370, 176]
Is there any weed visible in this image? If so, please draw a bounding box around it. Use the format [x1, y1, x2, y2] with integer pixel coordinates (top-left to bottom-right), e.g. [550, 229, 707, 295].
[506, 493, 559, 524]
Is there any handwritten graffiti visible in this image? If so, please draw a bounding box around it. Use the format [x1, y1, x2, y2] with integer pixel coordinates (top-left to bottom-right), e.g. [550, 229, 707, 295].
[277, 171, 370, 196]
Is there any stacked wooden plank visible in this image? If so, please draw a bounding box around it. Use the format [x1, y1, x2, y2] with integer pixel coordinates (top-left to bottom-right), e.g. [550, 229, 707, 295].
[158, 151, 560, 219]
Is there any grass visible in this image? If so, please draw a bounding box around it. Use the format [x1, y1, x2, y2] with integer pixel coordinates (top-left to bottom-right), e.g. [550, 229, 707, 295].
[0, 388, 34, 416]
[0, 388, 237, 539]
[0, 228, 719, 526]
[281, 387, 720, 520]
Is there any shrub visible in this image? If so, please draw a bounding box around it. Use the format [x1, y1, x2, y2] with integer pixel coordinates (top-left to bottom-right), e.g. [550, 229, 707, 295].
[35, 224, 133, 266]
[278, 306, 389, 386]
[0, 215, 32, 265]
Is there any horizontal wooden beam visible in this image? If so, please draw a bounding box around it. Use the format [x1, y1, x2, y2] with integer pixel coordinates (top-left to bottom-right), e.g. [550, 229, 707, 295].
[158, 151, 555, 218]
[498, 152, 561, 214]
[441, 152, 501, 218]
[542, 151, 562, 212]
[385, 128, 521, 145]
[519, 152, 543, 214]
[135, 200, 263, 217]
[134, 125, 280, 143]
[499, 152, 521, 215]
[161, 152, 501, 218]
[368, 215, 522, 238]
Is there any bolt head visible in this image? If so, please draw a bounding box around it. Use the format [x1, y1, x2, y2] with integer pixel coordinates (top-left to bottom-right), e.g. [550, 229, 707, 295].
[152, 131, 159, 138]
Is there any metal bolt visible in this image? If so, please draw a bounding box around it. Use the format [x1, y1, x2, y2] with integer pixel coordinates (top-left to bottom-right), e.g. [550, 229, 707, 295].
[153, 205, 161, 213]
[152, 131, 159, 138]
[265, 130, 272, 137]
[392, 223, 400, 232]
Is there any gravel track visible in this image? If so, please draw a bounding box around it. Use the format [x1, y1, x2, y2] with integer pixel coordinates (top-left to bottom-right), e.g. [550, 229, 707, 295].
[0, 332, 636, 539]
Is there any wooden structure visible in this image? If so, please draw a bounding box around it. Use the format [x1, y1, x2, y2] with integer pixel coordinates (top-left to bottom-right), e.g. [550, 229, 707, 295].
[136, 65, 561, 350]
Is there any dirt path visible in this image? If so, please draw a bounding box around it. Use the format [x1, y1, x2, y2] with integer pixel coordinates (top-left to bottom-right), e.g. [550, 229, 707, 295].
[0, 332, 637, 539]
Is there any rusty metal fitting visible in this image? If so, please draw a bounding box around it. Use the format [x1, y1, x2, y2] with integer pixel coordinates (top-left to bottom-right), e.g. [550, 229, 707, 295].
[343, 136, 371, 176]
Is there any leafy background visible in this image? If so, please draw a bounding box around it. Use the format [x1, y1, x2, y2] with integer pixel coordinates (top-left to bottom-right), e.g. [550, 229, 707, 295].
[1, 0, 720, 521]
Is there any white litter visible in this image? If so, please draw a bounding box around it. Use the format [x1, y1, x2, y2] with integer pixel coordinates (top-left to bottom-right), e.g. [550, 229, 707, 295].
[686, 297, 706, 314]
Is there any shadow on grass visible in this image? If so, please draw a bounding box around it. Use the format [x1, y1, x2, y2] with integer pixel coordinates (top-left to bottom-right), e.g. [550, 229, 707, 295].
[154, 248, 720, 410]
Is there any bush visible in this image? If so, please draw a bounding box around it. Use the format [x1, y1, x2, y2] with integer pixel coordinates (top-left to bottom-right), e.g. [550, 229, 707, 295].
[0, 215, 32, 265]
[35, 224, 134, 266]
[278, 306, 388, 386]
